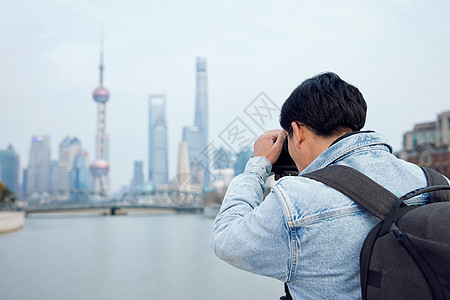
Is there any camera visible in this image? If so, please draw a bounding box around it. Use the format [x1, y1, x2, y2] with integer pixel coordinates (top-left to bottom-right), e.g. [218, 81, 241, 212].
[271, 139, 299, 180]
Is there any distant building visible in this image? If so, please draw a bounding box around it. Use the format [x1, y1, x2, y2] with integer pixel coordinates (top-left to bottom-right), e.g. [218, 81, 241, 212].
[211, 169, 234, 193]
[149, 94, 169, 185]
[68, 154, 91, 202]
[27, 135, 51, 193]
[130, 161, 144, 191]
[175, 141, 194, 191]
[212, 147, 234, 170]
[49, 160, 59, 191]
[57, 137, 88, 191]
[22, 169, 27, 196]
[70, 154, 91, 190]
[233, 147, 253, 176]
[182, 126, 201, 169]
[210, 147, 235, 192]
[0, 144, 20, 194]
[398, 110, 450, 178]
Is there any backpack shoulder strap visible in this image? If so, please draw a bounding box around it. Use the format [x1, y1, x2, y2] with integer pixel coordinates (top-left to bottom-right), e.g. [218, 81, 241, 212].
[420, 166, 450, 202]
[302, 165, 398, 220]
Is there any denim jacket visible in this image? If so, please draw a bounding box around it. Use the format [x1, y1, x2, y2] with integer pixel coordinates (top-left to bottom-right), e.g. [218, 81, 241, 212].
[210, 132, 441, 299]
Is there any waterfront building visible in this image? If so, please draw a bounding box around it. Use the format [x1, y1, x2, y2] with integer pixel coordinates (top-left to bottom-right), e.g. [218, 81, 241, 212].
[0, 145, 20, 194]
[26, 135, 51, 193]
[130, 161, 144, 191]
[148, 94, 169, 185]
[90, 36, 111, 196]
[398, 110, 450, 178]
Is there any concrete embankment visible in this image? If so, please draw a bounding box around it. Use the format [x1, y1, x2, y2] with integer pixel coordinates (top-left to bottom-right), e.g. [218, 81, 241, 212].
[0, 211, 25, 234]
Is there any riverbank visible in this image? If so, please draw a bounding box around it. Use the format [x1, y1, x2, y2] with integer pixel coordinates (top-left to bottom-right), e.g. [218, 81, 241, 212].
[0, 211, 25, 234]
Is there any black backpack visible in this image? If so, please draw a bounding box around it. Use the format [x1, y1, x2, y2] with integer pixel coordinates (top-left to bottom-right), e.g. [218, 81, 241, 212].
[298, 165, 450, 300]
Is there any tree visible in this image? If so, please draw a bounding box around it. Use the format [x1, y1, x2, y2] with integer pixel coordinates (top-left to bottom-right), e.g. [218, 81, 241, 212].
[0, 182, 16, 204]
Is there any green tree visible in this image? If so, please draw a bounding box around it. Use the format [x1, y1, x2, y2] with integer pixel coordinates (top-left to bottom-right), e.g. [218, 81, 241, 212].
[0, 182, 16, 203]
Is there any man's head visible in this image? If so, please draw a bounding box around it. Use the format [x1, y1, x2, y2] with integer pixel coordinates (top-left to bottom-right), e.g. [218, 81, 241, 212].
[279, 72, 367, 171]
[280, 72, 367, 137]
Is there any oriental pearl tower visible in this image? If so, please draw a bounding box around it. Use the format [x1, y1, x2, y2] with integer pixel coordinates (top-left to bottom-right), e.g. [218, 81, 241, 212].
[90, 37, 110, 196]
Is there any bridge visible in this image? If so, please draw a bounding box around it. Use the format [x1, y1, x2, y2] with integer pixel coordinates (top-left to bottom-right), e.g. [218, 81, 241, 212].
[24, 202, 204, 215]
[22, 188, 205, 215]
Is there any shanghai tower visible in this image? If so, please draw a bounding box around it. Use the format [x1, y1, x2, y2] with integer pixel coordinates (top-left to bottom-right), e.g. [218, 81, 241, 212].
[194, 57, 209, 188]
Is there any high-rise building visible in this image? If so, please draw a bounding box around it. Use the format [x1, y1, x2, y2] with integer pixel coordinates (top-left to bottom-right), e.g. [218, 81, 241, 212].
[49, 160, 59, 191]
[57, 137, 88, 191]
[130, 161, 144, 191]
[22, 169, 28, 196]
[90, 35, 111, 196]
[192, 57, 210, 189]
[149, 94, 169, 185]
[27, 135, 51, 193]
[0, 145, 20, 194]
[70, 154, 91, 190]
[194, 57, 209, 151]
[398, 110, 450, 178]
[182, 126, 201, 168]
[69, 154, 91, 202]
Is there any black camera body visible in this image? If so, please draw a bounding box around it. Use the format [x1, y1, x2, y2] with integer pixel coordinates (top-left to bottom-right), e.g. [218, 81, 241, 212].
[270, 140, 299, 180]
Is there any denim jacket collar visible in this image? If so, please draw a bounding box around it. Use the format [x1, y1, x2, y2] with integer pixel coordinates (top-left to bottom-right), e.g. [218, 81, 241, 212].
[300, 131, 393, 175]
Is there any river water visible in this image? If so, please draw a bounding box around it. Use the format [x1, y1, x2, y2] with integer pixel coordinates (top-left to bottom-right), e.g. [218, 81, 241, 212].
[0, 212, 282, 299]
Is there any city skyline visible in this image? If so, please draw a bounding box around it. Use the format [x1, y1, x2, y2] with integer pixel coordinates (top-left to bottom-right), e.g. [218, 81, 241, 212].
[1, 0, 450, 193]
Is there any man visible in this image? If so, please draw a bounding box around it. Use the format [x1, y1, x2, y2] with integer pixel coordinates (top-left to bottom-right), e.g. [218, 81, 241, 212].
[211, 72, 430, 299]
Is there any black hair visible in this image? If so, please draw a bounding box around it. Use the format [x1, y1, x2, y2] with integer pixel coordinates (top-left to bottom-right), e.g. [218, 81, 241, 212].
[280, 72, 367, 137]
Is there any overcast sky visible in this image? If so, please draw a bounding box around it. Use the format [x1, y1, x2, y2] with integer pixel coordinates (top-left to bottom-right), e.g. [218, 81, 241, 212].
[1, 0, 450, 193]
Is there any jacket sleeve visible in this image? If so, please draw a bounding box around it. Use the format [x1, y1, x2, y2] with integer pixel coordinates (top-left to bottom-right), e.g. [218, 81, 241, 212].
[210, 156, 291, 282]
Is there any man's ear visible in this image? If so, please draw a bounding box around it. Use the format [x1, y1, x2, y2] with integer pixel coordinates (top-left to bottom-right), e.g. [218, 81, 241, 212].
[291, 121, 304, 149]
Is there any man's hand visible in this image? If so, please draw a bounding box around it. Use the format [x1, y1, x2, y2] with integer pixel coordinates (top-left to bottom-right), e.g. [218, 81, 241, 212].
[253, 129, 288, 165]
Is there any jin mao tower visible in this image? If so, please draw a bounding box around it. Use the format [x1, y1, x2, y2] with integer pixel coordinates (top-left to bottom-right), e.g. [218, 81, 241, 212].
[148, 95, 168, 185]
